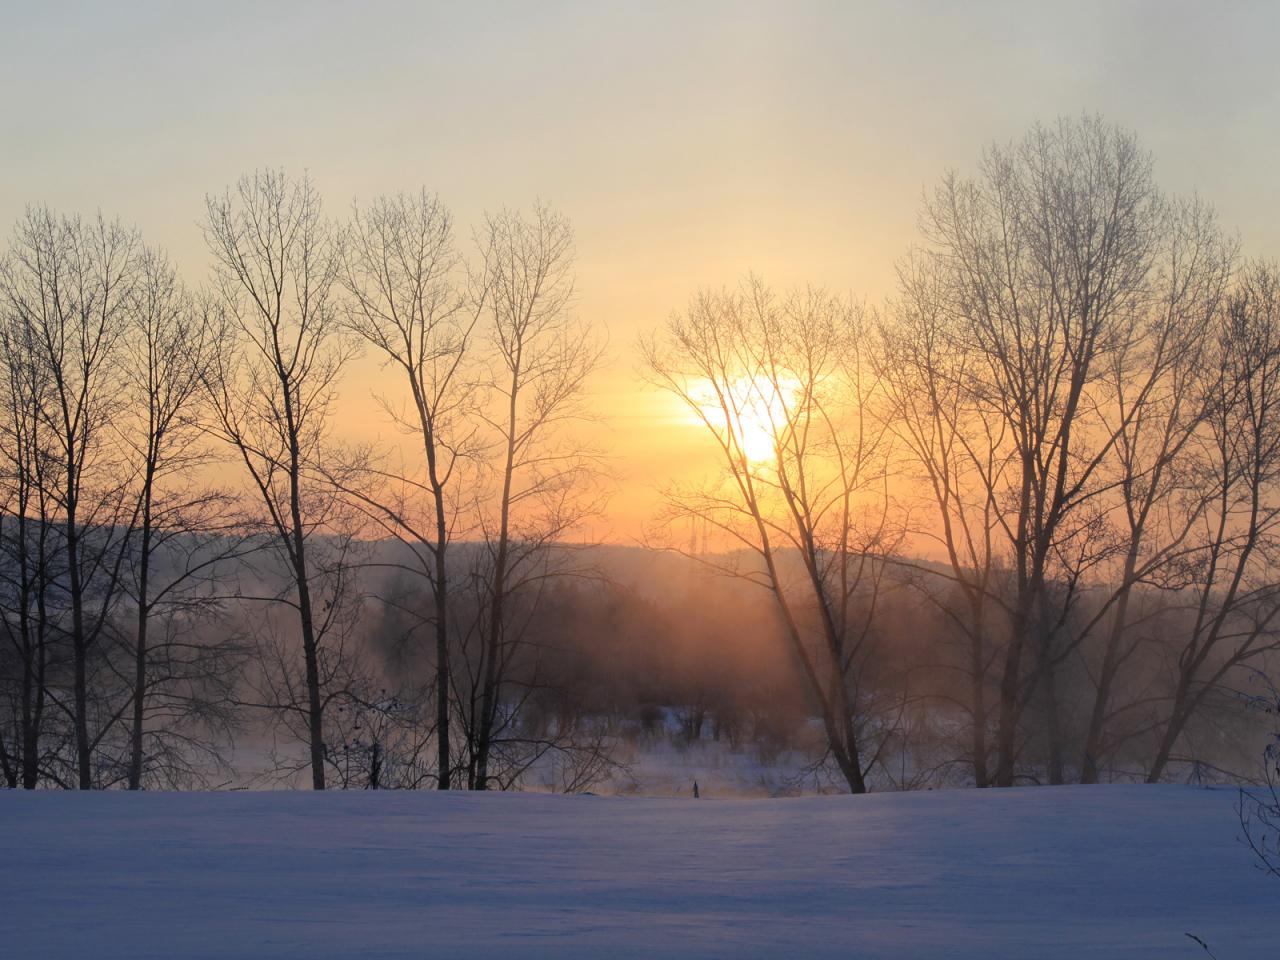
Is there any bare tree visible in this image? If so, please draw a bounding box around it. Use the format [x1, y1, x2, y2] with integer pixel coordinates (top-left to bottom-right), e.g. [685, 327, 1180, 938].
[1145, 261, 1280, 781]
[337, 190, 482, 789]
[886, 116, 1272, 788]
[644, 278, 902, 794]
[911, 116, 1178, 785]
[325, 680, 441, 790]
[1240, 674, 1280, 878]
[0, 207, 142, 789]
[461, 204, 603, 790]
[203, 170, 354, 789]
[885, 192, 1236, 787]
[0, 286, 64, 787]
[880, 252, 1008, 786]
[1068, 199, 1233, 782]
[119, 250, 251, 789]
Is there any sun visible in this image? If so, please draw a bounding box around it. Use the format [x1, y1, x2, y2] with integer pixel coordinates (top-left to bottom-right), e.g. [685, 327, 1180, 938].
[735, 407, 777, 463]
[690, 375, 798, 465]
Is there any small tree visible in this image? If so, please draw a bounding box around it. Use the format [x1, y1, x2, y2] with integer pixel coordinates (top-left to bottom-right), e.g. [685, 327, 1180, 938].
[1240, 673, 1280, 878]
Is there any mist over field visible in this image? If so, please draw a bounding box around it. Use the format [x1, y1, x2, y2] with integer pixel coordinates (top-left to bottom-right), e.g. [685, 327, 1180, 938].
[70, 537, 1265, 796]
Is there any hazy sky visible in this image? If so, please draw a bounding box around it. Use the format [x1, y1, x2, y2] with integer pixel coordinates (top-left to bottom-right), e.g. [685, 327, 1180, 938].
[3, 1, 1278, 539]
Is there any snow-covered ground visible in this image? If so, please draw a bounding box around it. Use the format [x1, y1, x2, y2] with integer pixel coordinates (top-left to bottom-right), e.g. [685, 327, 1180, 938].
[4, 785, 1269, 959]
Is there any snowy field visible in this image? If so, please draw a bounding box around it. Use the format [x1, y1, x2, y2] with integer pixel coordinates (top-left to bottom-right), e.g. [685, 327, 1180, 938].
[4, 785, 1271, 959]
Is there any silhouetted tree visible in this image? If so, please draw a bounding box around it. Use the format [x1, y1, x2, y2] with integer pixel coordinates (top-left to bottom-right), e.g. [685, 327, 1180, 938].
[203, 170, 355, 789]
[336, 190, 484, 789]
[645, 278, 902, 793]
[460, 204, 603, 790]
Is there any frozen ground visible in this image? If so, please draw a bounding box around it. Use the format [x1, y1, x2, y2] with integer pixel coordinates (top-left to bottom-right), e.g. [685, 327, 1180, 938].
[3, 785, 1270, 959]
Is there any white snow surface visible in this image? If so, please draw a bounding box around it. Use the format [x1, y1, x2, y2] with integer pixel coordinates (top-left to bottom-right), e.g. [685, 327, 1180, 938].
[3, 784, 1269, 958]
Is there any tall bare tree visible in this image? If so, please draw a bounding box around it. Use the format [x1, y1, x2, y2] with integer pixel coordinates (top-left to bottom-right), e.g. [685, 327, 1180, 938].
[0, 289, 62, 788]
[119, 250, 249, 789]
[462, 204, 602, 790]
[880, 253, 1008, 786]
[1068, 199, 1233, 782]
[912, 116, 1177, 785]
[1144, 261, 1280, 781]
[0, 208, 142, 788]
[337, 190, 482, 790]
[203, 170, 353, 789]
[645, 278, 901, 794]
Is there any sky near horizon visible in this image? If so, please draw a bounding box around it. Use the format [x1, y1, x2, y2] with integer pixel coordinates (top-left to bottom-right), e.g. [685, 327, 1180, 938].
[3, 1, 1279, 541]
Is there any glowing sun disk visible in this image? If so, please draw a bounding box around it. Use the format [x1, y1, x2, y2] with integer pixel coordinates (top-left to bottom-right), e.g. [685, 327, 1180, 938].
[690, 375, 800, 464]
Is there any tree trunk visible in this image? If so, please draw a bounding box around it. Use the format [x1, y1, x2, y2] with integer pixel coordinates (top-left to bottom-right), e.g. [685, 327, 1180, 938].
[1080, 583, 1135, 784]
[287, 449, 326, 790]
[127, 459, 155, 791]
[23, 525, 49, 790]
[295, 551, 326, 790]
[434, 554, 451, 790]
[1147, 674, 1192, 783]
[67, 495, 92, 790]
[992, 628, 1025, 787]
[970, 628, 989, 788]
[475, 369, 520, 791]
[1041, 656, 1065, 785]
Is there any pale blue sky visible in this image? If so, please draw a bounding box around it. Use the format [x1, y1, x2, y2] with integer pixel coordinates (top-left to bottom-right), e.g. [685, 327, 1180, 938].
[3, 1, 1277, 532]
[3, 1, 1277, 296]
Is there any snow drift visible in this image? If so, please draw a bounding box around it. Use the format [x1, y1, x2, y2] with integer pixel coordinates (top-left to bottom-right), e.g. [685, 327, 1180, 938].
[3, 784, 1269, 958]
